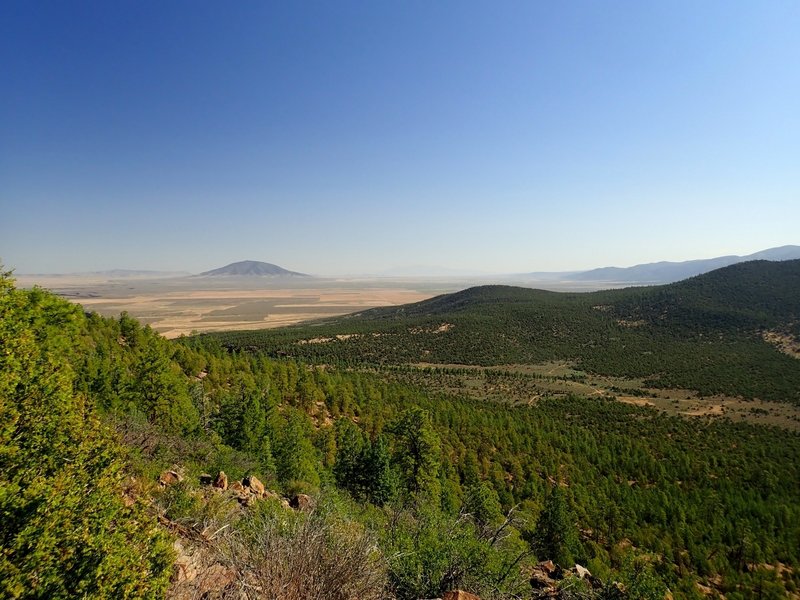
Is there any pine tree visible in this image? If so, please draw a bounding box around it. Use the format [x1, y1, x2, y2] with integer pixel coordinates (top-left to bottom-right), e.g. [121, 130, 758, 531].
[240, 390, 266, 454]
[533, 485, 580, 567]
[126, 339, 198, 434]
[333, 418, 366, 494]
[390, 408, 441, 503]
[273, 409, 320, 488]
[364, 435, 396, 506]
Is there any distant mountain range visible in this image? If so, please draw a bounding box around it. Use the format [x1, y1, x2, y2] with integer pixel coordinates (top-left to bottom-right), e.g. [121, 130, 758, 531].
[21, 246, 799, 283]
[561, 245, 800, 284]
[197, 260, 310, 277]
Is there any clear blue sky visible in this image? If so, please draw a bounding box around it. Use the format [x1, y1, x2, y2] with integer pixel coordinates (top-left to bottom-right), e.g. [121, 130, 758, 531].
[1, 1, 798, 275]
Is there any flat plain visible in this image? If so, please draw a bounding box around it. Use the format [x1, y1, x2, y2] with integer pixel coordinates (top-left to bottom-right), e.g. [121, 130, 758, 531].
[14, 275, 464, 338]
[16, 274, 611, 339]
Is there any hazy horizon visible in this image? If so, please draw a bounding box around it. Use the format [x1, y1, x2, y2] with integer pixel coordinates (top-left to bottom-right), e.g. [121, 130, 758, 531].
[2, 2, 799, 275]
[9, 244, 800, 279]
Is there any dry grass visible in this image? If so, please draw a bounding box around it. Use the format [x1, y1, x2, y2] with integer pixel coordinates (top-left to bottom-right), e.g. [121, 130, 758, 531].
[218, 505, 391, 600]
[763, 329, 800, 359]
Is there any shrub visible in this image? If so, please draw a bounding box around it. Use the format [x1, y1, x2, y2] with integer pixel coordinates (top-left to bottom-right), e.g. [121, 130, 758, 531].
[219, 498, 390, 600]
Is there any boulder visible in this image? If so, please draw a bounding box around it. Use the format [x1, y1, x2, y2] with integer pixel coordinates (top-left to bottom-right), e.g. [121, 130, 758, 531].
[170, 539, 236, 600]
[199, 473, 214, 486]
[213, 471, 228, 491]
[228, 480, 252, 506]
[538, 560, 557, 576]
[574, 564, 592, 580]
[289, 493, 316, 512]
[530, 561, 559, 593]
[236, 493, 255, 508]
[443, 591, 481, 600]
[243, 475, 265, 496]
[530, 571, 556, 591]
[159, 470, 183, 486]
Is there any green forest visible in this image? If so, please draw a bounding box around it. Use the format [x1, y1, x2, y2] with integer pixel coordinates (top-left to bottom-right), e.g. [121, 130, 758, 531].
[2, 262, 800, 599]
[208, 260, 800, 405]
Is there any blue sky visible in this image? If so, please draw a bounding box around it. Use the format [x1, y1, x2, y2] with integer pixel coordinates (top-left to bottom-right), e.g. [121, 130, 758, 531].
[1, 1, 798, 275]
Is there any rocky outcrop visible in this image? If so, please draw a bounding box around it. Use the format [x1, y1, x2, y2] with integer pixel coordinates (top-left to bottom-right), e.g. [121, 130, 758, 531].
[159, 470, 183, 487]
[243, 475, 265, 496]
[530, 562, 601, 598]
[198, 469, 313, 510]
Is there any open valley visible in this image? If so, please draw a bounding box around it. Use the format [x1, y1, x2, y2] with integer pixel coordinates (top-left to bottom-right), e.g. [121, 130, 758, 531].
[17, 274, 619, 338]
[16, 275, 454, 338]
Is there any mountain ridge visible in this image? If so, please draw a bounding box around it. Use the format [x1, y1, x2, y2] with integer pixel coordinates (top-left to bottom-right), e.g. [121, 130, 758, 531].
[564, 244, 800, 283]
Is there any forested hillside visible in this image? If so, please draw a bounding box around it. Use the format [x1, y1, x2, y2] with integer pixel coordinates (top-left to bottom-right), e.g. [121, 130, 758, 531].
[207, 260, 800, 404]
[2, 266, 800, 599]
[0, 270, 173, 598]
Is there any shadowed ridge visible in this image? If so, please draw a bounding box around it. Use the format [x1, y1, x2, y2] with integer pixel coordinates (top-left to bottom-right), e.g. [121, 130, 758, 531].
[347, 285, 561, 321]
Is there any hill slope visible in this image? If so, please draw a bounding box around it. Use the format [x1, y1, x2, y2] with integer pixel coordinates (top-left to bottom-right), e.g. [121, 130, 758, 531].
[206, 260, 800, 403]
[5, 269, 800, 599]
[566, 244, 800, 283]
[198, 260, 309, 277]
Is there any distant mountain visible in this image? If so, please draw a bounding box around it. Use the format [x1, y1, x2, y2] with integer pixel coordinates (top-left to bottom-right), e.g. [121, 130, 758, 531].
[198, 260, 310, 277]
[565, 245, 800, 283]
